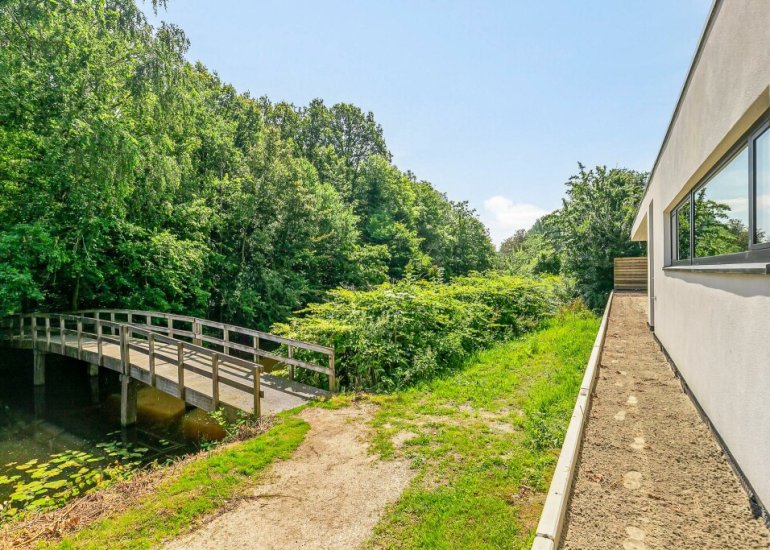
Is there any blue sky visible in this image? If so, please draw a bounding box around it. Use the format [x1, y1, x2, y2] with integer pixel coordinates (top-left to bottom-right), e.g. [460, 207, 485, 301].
[145, 1, 711, 245]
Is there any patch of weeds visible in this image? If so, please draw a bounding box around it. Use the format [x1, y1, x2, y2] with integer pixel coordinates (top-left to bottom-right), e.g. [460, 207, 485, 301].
[209, 409, 276, 443]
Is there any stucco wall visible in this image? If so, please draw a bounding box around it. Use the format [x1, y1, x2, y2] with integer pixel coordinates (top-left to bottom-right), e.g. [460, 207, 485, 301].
[635, 0, 770, 508]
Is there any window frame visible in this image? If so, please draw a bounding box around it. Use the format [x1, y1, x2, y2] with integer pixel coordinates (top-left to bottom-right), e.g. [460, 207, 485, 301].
[669, 116, 770, 266]
[751, 125, 770, 250]
[670, 198, 692, 265]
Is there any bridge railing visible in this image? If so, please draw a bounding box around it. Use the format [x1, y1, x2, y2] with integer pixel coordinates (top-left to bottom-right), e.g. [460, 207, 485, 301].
[76, 309, 336, 392]
[2, 312, 265, 414]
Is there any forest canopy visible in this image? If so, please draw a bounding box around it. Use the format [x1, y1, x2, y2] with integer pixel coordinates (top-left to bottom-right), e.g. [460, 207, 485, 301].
[0, 0, 495, 327]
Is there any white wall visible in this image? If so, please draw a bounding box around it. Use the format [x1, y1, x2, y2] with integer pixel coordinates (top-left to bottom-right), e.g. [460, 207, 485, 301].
[633, 0, 770, 508]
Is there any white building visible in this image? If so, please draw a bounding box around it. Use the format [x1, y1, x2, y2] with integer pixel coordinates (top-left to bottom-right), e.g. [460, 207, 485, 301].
[631, 0, 770, 513]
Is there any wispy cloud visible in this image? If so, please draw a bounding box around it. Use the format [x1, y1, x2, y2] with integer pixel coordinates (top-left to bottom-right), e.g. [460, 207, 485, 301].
[482, 195, 550, 246]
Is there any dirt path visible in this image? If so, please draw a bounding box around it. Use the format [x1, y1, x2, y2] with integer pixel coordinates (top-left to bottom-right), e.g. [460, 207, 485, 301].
[562, 293, 770, 549]
[166, 405, 413, 550]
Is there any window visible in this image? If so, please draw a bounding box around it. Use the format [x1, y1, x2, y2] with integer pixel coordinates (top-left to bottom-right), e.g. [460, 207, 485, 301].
[693, 146, 749, 258]
[673, 199, 691, 260]
[754, 128, 770, 244]
[670, 117, 770, 265]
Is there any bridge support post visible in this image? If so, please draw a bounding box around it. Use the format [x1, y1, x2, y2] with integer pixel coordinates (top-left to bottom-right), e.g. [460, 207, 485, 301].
[90, 374, 100, 405]
[33, 385, 46, 418]
[89, 364, 99, 377]
[119, 325, 137, 426]
[120, 374, 137, 427]
[33, 350, 46, 386]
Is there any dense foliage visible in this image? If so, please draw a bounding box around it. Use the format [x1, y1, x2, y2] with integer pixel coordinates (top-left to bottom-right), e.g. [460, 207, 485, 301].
[0, 0, 495, 326]
[273, 274, 570, 391]
[499, 165, 646, 310]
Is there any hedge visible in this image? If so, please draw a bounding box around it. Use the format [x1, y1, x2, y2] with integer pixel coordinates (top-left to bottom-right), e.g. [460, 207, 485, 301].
[272, 274, 572, 391]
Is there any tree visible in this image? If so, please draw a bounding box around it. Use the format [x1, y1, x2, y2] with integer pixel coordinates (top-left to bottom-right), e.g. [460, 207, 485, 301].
[558, 165, 647, 309]
[499, 165, 646, 310]
[0, 0, 495, 323]
[499, 229, 528, 255]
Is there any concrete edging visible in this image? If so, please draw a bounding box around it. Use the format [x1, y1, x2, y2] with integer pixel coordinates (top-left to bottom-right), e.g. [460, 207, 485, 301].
[531, 292, 614, 550]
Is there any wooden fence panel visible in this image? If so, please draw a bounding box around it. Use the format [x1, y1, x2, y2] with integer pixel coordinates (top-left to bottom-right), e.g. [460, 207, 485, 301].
[614, 257, 647, 290]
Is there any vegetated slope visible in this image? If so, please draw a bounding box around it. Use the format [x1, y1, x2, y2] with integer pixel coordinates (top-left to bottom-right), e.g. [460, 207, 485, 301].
[15, 416, 310, 549]
[273, 273, 572, 391]
[0, 0, 494, 327]
[366, 306, 599, 549]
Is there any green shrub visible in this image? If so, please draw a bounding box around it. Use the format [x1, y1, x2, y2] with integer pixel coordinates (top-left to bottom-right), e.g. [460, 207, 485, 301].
[272, 273, 572, 391]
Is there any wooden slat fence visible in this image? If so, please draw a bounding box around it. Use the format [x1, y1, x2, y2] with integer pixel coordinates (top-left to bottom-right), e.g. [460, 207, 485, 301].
[613, 257, 648, 291]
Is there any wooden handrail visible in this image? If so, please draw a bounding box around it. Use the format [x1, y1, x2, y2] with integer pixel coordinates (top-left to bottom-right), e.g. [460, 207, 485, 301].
[11, 309, 336, 388]
[4, 312, 266, 407]
[75, 309, 335, 385]
[2, 309, 336, 407]
[76, 309, 334, 354]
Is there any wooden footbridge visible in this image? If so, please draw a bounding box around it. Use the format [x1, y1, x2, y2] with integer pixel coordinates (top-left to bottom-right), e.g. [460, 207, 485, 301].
[0, 310, 335, 426]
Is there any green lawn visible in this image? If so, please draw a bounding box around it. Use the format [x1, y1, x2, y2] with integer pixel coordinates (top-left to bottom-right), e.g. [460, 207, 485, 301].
[50, 415, 309, 550]
[365, 308, 599, 549]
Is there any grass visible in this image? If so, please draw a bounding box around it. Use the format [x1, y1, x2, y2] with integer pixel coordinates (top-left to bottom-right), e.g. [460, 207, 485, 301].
[363, 307, 599, 549]
[48, 414, 309, 550]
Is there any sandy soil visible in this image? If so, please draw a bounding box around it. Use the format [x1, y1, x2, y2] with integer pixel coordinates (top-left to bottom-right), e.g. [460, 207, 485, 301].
[561, 292, 770, 549]
[166, 405, 414, 550]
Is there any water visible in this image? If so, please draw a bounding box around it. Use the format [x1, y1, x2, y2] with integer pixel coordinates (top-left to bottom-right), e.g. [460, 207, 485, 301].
[0, 350, 223, 520]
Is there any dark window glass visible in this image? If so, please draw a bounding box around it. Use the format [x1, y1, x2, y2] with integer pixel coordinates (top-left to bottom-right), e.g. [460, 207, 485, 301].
[755, 129, 770, 244]
[677, 199, 691, 260]
[693, 146, 749, 257]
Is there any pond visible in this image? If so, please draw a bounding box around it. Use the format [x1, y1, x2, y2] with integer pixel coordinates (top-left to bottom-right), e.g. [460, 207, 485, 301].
[0, 350, 224, 521]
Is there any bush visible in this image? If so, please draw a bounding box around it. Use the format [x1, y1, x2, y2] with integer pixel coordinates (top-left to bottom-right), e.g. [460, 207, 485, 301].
[272, 273, 572, 391]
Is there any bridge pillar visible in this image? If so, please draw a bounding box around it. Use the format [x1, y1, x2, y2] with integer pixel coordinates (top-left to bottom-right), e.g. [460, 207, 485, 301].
[33, 350, 46, 386]
[120, 374, 137, 427]
[90, 374, 100, 405]
[33, 385, 46, 418]
[89, 364, 99, 377]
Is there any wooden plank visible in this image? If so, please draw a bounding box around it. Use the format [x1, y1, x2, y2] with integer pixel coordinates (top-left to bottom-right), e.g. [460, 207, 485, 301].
[253, 367, 261, 417]
[77, 317, 83, 359]
[177, 341, 185, 400]
[614, 256, 647, 290]
[97, 321, 103, 365]
[329, 354, 336, 393]
[257, 349, 332, 376]
[149, 332, 156, 386]
[212, 353, 220, 409]
[60, 318, 65, 351]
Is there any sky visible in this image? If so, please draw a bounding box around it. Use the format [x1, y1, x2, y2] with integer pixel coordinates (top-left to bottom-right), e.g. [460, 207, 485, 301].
[144, 0, 712, 245]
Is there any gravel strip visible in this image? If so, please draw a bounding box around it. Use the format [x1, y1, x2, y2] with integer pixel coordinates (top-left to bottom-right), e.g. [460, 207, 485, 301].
[561, 292, 770, 549]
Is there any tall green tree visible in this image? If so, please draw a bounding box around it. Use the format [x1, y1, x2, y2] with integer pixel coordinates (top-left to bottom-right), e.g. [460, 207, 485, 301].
[559, 165, 646, 308]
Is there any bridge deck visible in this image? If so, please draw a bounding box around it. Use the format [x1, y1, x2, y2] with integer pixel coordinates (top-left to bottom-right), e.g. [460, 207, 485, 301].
[5, 336, 328, 416]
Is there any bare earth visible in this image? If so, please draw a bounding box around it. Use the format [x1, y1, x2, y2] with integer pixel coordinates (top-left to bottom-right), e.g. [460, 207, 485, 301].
[166, 405, 414, 550]
[562, 292, 770, 549]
